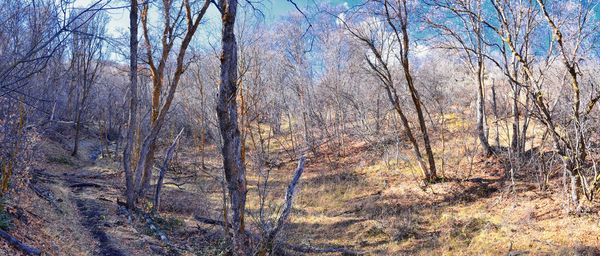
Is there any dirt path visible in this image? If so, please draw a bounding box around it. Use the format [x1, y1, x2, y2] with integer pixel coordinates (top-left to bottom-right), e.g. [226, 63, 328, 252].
[30, 138, 134, 256]
[70, 181, 127, 256]
[31, 165, 131, 256]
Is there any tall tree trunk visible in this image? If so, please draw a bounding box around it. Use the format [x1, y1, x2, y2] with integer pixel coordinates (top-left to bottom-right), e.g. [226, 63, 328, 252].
[123, 0, 138, 209]
[475, 1, 491, 156]
[404, 72, 437, 180]
[141, 78, 162, 198]
[139, 143, 156, 198]
[383, 0, 437, 180]
[216, 0, 249, 254]
[397, 6, 437, 180]
[384, 88, 429, 180]
[476, 59, 491, 155]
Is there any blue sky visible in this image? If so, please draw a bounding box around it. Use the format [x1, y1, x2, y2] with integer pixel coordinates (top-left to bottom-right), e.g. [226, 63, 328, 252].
[77, 0, 363, 36]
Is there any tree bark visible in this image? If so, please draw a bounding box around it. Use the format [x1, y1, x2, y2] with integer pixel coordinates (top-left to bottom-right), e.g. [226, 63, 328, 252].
[216, 0, 249, 254]
[476, 58, 490, 155]
[123, 0, 139, 209]
[491, 80, 500, 148]
[71, 86, 81, 157]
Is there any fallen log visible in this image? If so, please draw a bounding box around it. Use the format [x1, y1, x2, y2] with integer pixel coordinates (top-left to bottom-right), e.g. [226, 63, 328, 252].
[0, 229, 41, 255]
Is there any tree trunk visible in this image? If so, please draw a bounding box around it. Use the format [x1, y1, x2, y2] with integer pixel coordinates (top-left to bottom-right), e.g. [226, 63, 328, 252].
[72, 87, 81, 157]
[393, 0, 437, 180]
[139, 143, 156, 198]
[491, 80, 500, 148]
[123, 0, 138, 209]
[72, 112, 82, 157]
[476, 59, 491, 155]
[386, 89, 429, 180]
[216, 0, 249, 254]
[510, 80, 521, 154]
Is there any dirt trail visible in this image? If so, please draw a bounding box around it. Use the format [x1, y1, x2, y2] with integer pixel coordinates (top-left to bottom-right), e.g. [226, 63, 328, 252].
[71, 140, 129, 256]
[70, 180, 127, 256]
[32, 139, 132, 256]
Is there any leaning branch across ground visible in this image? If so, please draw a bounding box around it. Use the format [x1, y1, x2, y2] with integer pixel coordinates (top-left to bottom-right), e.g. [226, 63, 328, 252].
[0, 229, 41, 255]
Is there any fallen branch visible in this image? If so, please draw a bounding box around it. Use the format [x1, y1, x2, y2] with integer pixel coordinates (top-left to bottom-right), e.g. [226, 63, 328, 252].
[195, 215, 230, 228]
[194, 215, 360, 255]
[0, 229, 41, 255]
[69, 182, 102, 188]
[97, 197, 113, 202]
[29, 183, 62, 213]
[163, 182, 187, 189]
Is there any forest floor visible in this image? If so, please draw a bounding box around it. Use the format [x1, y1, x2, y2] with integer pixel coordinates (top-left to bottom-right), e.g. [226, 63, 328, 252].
[1, 126, 600, 255]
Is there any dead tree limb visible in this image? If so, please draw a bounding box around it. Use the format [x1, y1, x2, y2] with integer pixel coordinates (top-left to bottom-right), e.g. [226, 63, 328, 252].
[194, 156, 359, 255]
[194, 215, 360, 255]
[68, 182, 102, 188]
[259, 156, 306, 254]
[0, 229, 41, 256]
[153, 128, 184, 213]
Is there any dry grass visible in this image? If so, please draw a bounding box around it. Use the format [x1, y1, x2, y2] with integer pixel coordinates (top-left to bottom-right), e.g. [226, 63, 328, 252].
[3, 115, 600, 255]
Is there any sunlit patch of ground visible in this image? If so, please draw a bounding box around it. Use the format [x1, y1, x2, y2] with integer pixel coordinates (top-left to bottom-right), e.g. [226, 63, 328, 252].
[5, 115, 600, 255]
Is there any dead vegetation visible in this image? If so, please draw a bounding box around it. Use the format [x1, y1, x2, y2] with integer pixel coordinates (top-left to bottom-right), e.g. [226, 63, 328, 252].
[2, 0, 600, 255]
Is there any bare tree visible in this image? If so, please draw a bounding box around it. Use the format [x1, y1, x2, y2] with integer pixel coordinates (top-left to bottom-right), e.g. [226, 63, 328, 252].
[426, 0, 492, 155]
[69, 11, 107, 157]
[131, 0, 210, 204]
[487, 0, 600, 211]
[337, 0, 438, 181]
